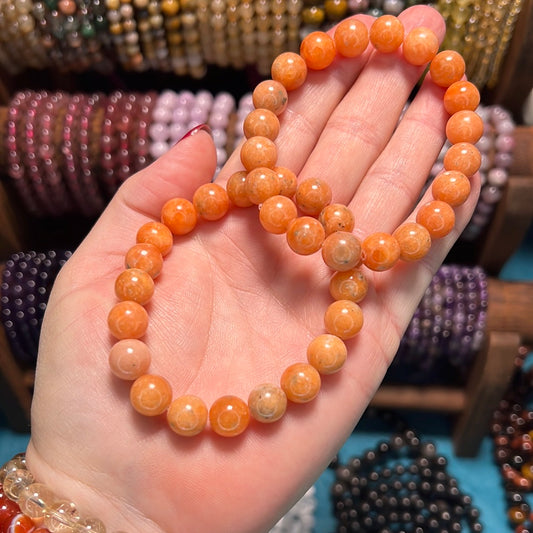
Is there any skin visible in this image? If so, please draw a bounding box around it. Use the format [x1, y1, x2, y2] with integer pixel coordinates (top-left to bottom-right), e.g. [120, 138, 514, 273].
[25, 6, 480, 533]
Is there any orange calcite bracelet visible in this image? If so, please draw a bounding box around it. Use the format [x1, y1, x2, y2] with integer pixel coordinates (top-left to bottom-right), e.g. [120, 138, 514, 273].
[108, 13, 482, 438]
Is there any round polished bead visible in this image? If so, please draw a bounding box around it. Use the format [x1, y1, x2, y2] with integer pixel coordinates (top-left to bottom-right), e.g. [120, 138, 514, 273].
[329, 268, 368, 302]
[324, 299, 363, 339]
[161, 197, 198, 235]
[446, 110, 484, 144]
[252, 80, 288, 116]
[108, 300, 149, 339]
[3, 469, 34, 501]
[245, 167, 281, 204]
[167, 395, 208, 436]
[109, 339, 151, 380]
[402, 26, 439, 66]
[115, 268, 155, 305]
[295, 177, 332, 216]
[1, 513, 35, 532]
[321, 231, 362, 271]
[307, 333, 347, 374]
[443, 81, 480, 115]
[43, 500, 81, 531]
[130, 374, 172, 416]
[334, 18, 369, 57]
[319, 203, 355, 235]
[300, 31, 336, 70]
[209, 395, 250, 437]
[361, 232, 400, 271]
[125, 243, 164, 279]
[227, 170, 254, 207]
[416, 200, 455, 239]
[259, 195, 298, 233]
[17, 483, 55, 519]
[271, 51, 308, 91]
[243, 108, 280, 140]
[274, 166, 298, 198]
[248, 383, 287, 422]
[240, 136, 278, 171]
[431, 170, 471, 206]
[286, 216, 326, 255]
[369, 15, 404, 53]
[280, 363, 321, 403]
[429, 50, 465, 87]
[443, 142, 481, 177]
[392, 222, 432, 261]
[193, 183, 230, 221]
[136, 221, 174, 256]
[302, 5, 325, 25]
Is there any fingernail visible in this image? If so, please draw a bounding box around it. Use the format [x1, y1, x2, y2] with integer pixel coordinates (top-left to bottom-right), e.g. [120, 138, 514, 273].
[177, 124, 212, 143]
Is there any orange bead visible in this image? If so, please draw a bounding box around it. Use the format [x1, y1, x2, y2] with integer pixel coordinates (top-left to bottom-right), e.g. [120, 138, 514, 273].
[445, 110, 484, 144]
[248, 383, 287, 423]
[369, 15, 404, 53]
[416, 200, 455, 239]
[192, 183, 230, 221]
[431, 170, 471, 206]
[443, 81, 480, 115]
[361, 232, 400, 271]
[243, 108, 280, 140]
[274, 166, 298, 198]
[271, 51, 308, 91]
[334, 18, 369, 57]
[300, 31, 337, 70]
[245, 167, 281, 205]
[109, 339, 151, 380]
[295, 177, 332, 216]
[402, 26, 439, 66]
[125, 243, 164, 278]
[280, 363, 321, 403]
[307, 333, 347, 374]
[429, 50, 466, 87]
[324, 299, 363, 339]
[209, 395, 250, 437]
[240, 135, 278, 171]
[443, 142, 481, 177]
[161, 197, 198, 235]
[130, 374, 172, 416]
[136, 221, 173, 256]
[392, 222, 432, 262]
[108, 300, 149, 340]
[286, 216, 326, 255]
[115, 268, 155, 305]
[329, 268, 368, 302]
[226, 170, 253, 207]
[319, 203, 355, 235]
[252, 79, 288, 116]
[259, 195, 298, 234]
[321, 231, 362, 271]
[167, 395, 208, 436]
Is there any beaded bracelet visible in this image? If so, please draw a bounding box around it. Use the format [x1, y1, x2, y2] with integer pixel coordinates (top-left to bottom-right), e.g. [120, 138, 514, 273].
[107, 14, 483, 438]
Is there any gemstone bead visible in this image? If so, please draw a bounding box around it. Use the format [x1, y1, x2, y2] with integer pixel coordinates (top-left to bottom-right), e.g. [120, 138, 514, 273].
[1, 513, 35, 532]
[109, 339, 151, 380]
[243, 108, 280, 140]
[319, 203, 355, 235]
[300, 31, 336, 70]
[192, 183, 230, 221]
[443, 81, 480, 115]
[136, 222, 173, 256]
[259, 195, 298, 234]
[295, 177, 332, 216]
[43, 500, 80, 531]
[431, 170, 471, 206]
[286, 216, 326, 255]
[18, 483, 55, 519]
[307, 333, 347, 374]
[280, 363, 321, 403]
[274, 166, 298, 198]
[252, 79, 288, 116]
[114, 268, 155, 305]
[160, 197, 198, 235]
[329, 268, 368, 302]
[245, 167, 281, 204]
[324, 299, 364, 339]
[416, 200, 455, 239]
[248, 383, 287, 423]
[369, 14, 404, 53]
[392, 222, 432, 261]
[271, 51, 308, 91]
[321, 231, 362, 272]
[402, 26, 439, 66]
[130, 374, 172, 416]
[226, 170, 253, 207]
[443, 142, 481, 177]
[429, 50, 465, 87]
[108, 300, 149, 340]
[445, 110, 484, 144]
[125, 243, 164, 278]
[361, 232, 400, 271]
[334, 18, 369, 57]
[167, 395, 208, 436]
[209, 395, 250, 437]
[240, 136, 278, 171]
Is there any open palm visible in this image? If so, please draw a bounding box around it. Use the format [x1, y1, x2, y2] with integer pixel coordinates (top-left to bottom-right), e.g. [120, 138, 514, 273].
[25, 6, 480, 533]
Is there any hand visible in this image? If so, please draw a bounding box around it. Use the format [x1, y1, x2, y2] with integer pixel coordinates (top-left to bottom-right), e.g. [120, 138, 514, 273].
[26, 6, 480, 533]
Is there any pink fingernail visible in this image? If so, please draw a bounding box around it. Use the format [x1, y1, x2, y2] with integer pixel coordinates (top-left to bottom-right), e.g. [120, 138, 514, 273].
[177, 124, 212, 143]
